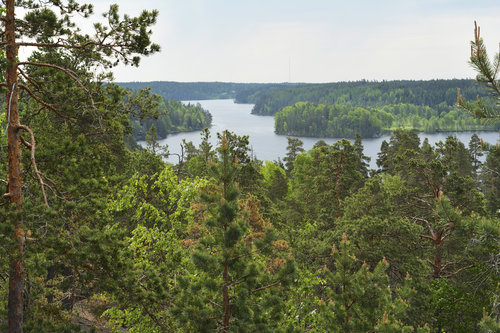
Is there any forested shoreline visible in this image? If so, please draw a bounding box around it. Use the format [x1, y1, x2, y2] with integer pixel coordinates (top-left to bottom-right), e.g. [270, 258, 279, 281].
[121, 79, 500, 139]
[274, 100, 499, 138]
[264, 80, 500, 137]
[129, 98, 212, 141]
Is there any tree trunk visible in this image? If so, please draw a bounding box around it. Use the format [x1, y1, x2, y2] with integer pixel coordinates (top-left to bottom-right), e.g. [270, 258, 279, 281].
[432, 235, 443, 279]
[5, 0, 24, 332]
[335, 152, 344, 218]
[222, 261, 230, 332]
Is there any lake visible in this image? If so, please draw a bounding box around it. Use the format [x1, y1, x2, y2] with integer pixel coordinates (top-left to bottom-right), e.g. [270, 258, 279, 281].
[150, 99, 500, 169]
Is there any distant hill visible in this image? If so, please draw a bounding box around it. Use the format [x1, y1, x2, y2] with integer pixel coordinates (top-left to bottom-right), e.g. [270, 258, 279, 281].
[265, 79, 500, 138]
[115, 81, 301, 101]
[250, 79, 489, 116]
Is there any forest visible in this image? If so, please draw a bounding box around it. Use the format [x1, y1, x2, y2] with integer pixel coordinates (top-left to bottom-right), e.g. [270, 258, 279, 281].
[274, 101, 499, 138]
[120, 80, 500, 138]
[117, 81, 295, 101]
[129, 98, 212, 141]
[1, 1, 500, 333]
[251, 80, 489, 116]
[252, 80, 500, 137]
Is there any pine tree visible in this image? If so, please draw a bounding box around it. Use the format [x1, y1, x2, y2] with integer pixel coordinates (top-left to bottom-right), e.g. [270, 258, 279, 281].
[481, 144, 500, 215]
[457, 21, 500, 119]
[174, 132, 294, 332]
[354, 133, 371, 177]
[283, 137, 305, 177]
[469, 134, 484, 179]
[0, 1, 159, 331]
[319, 234, 416, 332]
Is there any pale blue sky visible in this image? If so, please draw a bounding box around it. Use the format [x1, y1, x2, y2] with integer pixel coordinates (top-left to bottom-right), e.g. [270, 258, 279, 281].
[93, 0, 500, 83]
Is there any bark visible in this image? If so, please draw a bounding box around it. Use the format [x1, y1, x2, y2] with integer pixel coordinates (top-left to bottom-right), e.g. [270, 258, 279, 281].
[222, 261, 230, 332]
[5, 0, 24, 332]
[335, 151, 344, 218]
[433, 234, 443, 279]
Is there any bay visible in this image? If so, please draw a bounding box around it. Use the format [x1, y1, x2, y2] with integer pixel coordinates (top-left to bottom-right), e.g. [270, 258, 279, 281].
[149, 99, 500, 169]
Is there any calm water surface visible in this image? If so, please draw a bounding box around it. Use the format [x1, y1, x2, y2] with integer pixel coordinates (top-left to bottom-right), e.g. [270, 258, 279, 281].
[149, 99, 500, 170]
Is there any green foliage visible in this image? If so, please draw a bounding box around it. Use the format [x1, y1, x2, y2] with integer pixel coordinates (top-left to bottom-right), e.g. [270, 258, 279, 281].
[253, 79, 490, 116]
[3, 11, 500, 331]
[102, 167, 206, 332]
[184, 128, 216, 178]
[248, 78, 500, 136]
[283, 137, 305, 177]
[275, 101, 389, 138]
[319, 235, 415, 332]
[481, 144, 500, 215]
[261, 161, 288, 202]
[130, 98, 212, 140]
[337, 177, 425, 283]
[274, 100, 499, 138]
[430, 278, 488, 332]
[289, 139, 365, 224]
[173, 134, 294, 332]
[457, 22, 500, 119]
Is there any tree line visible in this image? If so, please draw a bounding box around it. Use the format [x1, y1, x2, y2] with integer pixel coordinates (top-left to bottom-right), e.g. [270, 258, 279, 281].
[251, 79, 490, 116]
[130, 98, 212, 141]
[274, 101, 500, 138]
[117, 81, 294, 101]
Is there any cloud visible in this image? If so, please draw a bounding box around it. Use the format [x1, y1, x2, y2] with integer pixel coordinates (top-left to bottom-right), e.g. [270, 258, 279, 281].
[110, 1, 500, 82]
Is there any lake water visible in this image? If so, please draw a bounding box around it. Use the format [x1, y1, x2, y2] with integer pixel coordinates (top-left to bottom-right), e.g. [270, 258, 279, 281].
[150, 99, 500, 170]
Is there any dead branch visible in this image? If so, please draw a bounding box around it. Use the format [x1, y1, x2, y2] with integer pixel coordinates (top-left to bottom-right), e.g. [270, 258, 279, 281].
[419, 234, 434, 241]
[412, 216, 436, 240]
[441, 264, 475, 278]
[250, 279, 283, 294]
[209, 300, 222, 309]
[19, 136, 32, 150]
[17, 124, 49, 208]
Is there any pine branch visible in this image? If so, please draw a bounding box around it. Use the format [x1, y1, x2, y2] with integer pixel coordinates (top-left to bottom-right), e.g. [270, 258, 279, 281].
[16, 39, 103, 49]
[18, 61, 96, 109]
[140, 303, 166, 331]
[17, 66, 42, 91]
[457, 21, 500, 119]
[18, 83, 71, 120]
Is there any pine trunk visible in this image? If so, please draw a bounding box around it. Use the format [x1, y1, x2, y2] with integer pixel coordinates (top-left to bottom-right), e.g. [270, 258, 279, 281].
[222, 261, 230, 332]
[5, 0, 24, 332]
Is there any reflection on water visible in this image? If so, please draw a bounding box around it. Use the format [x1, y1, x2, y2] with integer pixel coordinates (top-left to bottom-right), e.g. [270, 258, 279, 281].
[142, 99, 499, 169]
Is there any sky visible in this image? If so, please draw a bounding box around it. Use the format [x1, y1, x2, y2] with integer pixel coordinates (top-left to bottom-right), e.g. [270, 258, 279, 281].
[88, 0, 500, 83]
